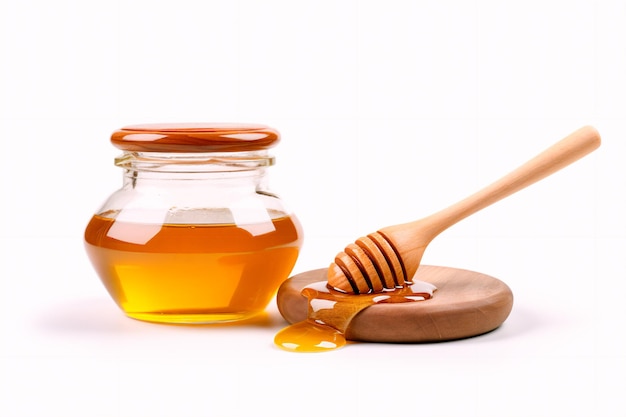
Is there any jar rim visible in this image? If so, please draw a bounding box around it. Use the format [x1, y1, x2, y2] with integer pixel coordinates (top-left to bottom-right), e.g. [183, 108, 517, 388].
[111, 123, 280, 153]
[115, 151, 275, 173]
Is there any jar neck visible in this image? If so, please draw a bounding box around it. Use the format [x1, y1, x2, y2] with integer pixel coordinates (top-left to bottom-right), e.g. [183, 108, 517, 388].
[115, 151, 274, 188]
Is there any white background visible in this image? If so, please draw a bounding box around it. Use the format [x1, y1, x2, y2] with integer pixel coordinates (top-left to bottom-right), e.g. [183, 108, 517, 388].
[1, 0, 625, 416]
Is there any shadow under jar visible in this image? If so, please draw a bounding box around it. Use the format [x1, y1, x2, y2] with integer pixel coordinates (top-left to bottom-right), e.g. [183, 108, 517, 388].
[84, 123, 304, 324]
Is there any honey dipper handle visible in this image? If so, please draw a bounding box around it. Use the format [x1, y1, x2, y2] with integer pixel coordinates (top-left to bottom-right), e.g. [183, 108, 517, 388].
[412, 126, 601, 239]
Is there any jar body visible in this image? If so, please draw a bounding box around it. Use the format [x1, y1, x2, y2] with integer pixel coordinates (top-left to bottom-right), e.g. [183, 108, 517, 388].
[84, 152, 303, 323]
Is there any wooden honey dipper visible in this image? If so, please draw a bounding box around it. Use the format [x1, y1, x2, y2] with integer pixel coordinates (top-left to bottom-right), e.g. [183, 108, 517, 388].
[328, 126, 601, 294]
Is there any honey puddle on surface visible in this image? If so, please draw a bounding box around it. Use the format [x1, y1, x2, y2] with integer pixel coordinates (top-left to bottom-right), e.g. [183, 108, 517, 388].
[274, 280, 437, 352]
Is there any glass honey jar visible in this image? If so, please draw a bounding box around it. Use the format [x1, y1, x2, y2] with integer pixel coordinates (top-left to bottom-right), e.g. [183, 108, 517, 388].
[84, 124, 304, 324]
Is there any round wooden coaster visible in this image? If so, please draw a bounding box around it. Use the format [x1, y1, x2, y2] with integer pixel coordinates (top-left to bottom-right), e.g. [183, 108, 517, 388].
[276, 265, 514, 343]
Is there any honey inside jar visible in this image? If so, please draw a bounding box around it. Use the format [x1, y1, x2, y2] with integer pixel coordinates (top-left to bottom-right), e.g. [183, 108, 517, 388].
[85, 209, 302, 323]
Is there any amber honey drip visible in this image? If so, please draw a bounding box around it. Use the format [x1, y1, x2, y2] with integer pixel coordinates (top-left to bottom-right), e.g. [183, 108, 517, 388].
[274, 280, 436, 352]
[85, 212, 302, 323]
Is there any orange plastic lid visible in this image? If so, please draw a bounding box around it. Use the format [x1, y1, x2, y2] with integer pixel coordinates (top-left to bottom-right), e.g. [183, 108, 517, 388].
[111, 123, 280, 153]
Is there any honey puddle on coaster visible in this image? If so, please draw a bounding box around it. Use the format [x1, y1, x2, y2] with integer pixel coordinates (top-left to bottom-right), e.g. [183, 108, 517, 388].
[275, 279, 436, 352]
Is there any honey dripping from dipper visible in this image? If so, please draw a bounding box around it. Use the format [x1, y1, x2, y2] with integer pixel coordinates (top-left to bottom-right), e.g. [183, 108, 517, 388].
[274, 279, 436, 352]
